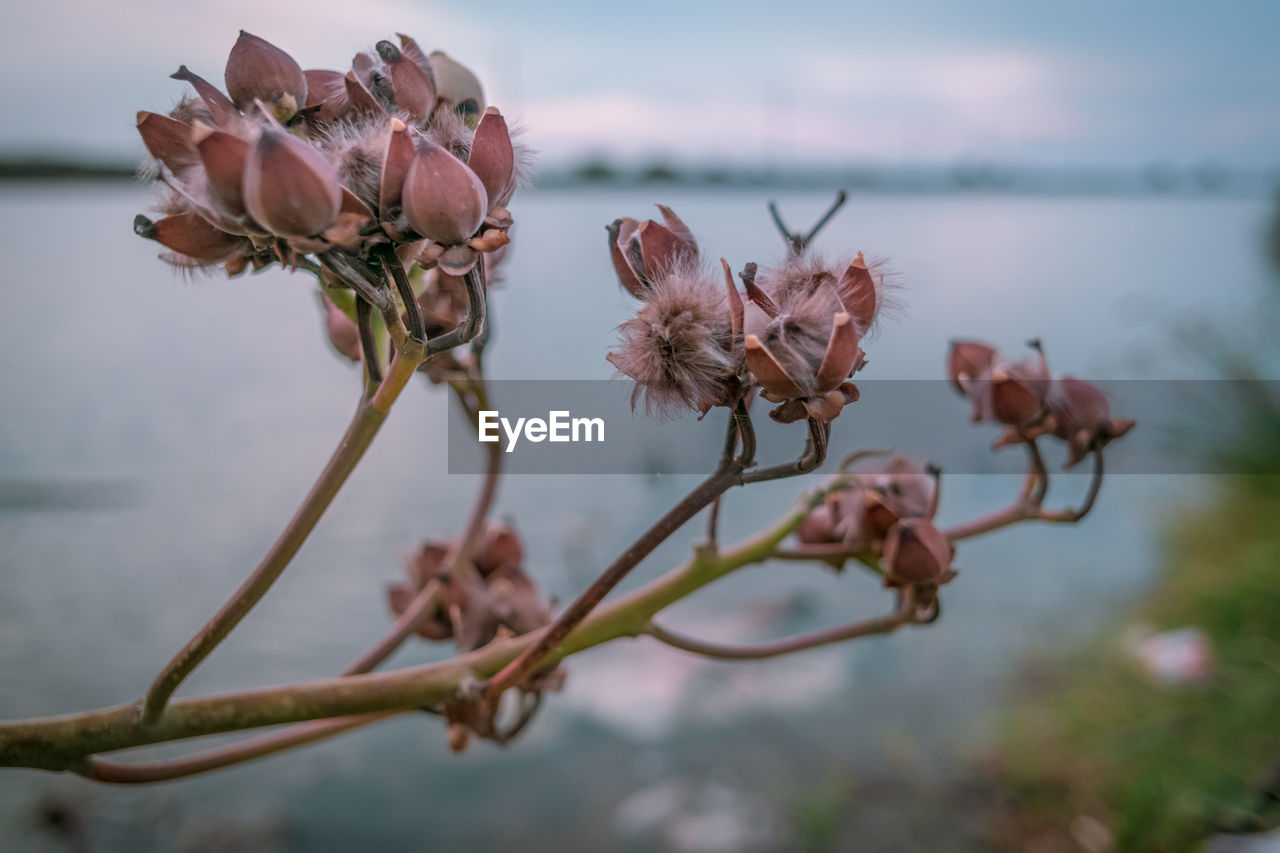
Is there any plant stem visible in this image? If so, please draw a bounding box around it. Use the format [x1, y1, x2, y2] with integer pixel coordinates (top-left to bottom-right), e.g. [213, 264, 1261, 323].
[139, 351, 424, 723]
[481, 403, 756, 699]
[356, 296, 383, 386]
[81, 714, 395, 784]
[646, 589, 915, 660]
[0, 491, 823, 771]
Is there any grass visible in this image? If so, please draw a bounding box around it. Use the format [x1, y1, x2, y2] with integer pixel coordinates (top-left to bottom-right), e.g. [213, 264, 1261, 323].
[993, 480, 1280, 851]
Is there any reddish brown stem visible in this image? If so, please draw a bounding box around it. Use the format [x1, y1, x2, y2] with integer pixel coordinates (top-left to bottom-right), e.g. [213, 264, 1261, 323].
[82, 714, 395, 784]
[646, 588, 916, 660]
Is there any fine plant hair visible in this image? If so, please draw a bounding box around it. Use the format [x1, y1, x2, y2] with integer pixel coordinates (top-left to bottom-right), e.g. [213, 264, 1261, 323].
[0, 30, 1138, 792]
[317, 114, 393, 209]
[607, 257, 743, 417]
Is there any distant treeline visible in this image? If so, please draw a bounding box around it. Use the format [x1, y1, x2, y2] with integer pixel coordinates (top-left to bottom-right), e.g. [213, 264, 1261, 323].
[544, 159, 1280, 197]
[0, 159, 135, 181]
[1, 155, 1275, 197]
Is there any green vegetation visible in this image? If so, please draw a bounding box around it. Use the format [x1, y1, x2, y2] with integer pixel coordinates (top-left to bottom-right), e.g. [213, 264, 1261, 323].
[995, 479, 1280, 850]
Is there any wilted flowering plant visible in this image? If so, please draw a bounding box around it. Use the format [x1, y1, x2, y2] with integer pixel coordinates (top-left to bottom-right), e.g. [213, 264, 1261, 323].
[0, 33, 1136, 782]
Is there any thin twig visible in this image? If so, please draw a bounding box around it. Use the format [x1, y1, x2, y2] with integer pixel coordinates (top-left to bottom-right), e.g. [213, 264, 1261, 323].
[646, 588, 916, 660]
[1038, 448, 1104, 522]
[355, 296, 383, 386]
[766, 191, 848, 255]
[802, 190, 848, 247]
[943, 443, 1105, 541]
[379, 245, 427, 346]
[426, 263, 486, 355]
[482, 402, 757, 699]
[741, 417, 829, 484]
[319, 252, 391, 313]
[81, 713, 396, 784]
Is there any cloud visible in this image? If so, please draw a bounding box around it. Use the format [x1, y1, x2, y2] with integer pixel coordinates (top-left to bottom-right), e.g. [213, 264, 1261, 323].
[519, 50, 1084, 164]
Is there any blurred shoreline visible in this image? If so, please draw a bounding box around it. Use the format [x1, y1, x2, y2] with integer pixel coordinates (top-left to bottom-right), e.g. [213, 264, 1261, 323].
[3, 155, 1277, 198]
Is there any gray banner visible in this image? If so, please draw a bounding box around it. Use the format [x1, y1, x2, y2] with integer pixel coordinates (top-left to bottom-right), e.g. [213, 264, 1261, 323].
[446, 380, 1280, 475]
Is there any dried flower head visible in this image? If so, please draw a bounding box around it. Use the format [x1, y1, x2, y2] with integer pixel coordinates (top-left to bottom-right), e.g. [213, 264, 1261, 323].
[1046, 377, 1136, 467]
[741, 254, 884, 423]
[607, 205, 699, 299]
[948, 339, 1052, 443]
[606, 252, 746, 417]
[134, 31, 525, 285]
[881, 518, 956, 589]
[797, 453, 940, 555]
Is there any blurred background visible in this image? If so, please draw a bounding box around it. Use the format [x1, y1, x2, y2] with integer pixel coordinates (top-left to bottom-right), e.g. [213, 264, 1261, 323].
[1, 1, 1278, 850]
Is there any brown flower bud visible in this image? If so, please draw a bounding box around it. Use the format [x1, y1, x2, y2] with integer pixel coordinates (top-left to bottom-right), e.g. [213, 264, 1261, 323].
[242, 127, 342, 238]
[952, 339, 1051, 433]
[303, 69, 349, 125]
[824, 454, 940, 552]
[834, 253, 880, 332]
[343, 71, 385, 118]
[320, 293, 361, 362]
[133, 213, 246, 263]
[608, 206, 699, 297]
[225, 31, 307, 121]
[170, 65, 240, 128]
[882, 518, 956, 588]
[375, 40, 436, 119]
[401, 139, 488, 244]
[474, 520, 523, 576]
[379, 117, 414, 218]
[947, 340, 998, 395]
[192, 123, 249, 218]
[468, 107, 515, 209]
[1047, 377, 1136, 467]
[137, 111, 198, 174]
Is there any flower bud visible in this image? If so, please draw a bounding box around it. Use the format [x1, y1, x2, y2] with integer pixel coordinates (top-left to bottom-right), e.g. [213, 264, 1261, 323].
[824, 454, 940, 551]
[133, 213, 246, 263]
[468, 107, 515, 209]
[192, 123, 249, 218]
[242, 127, 342, 238]
[225, 31, 306, 121]
[375, 40, 436, 119]
[170, 65, 240, 128]
[343, 71, 385, 118]
[608, 206, 698, 297]
[951, 339, 1051, 432]
[834, 253, 880, 332]
[401, 139, 487, 244]
[303, 69, 349, 125]
[1047, 377, 1136, 467]
[947, 340, 998, 395]
[881, 519, 956, 588]
[137, 111, 197, 174]
[320, 293, 361, 362]
[379, 117, 414, 217]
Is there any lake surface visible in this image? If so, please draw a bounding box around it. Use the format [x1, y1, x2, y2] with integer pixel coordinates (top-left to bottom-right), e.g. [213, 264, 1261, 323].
[0, 184, 1275, 850]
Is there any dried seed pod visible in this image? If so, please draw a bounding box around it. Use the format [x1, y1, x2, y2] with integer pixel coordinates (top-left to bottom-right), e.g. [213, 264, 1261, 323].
[133, 213, 246, 263]
[401, 139, 487, 244]
[468, 107, 515, 209]
[242, 127, 342, 238]
[225, 31, 306, 120]
[882, 518, 956, 588]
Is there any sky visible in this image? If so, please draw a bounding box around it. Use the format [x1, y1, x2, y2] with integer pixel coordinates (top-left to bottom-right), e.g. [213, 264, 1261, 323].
[1, 0, 1277, 168]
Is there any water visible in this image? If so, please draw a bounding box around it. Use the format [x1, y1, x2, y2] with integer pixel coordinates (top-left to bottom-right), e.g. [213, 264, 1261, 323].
[0, 183, 1274, 850]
